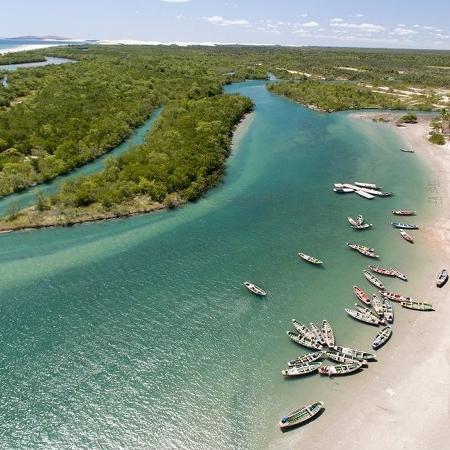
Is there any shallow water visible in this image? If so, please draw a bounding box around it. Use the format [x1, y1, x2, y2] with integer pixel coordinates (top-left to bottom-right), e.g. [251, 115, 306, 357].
[0, 81, 430, 449]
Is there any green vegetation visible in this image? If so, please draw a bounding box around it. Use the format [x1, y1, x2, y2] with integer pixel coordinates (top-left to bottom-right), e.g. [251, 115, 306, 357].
[0, 52, 46, 66]
[399, 113, 418, 123]
[267, 80, 423, 112]
[429, 132, 446, 145]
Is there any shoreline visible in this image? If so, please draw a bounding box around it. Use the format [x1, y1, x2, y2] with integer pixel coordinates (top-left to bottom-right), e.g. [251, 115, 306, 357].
[292, 113, 450, 449]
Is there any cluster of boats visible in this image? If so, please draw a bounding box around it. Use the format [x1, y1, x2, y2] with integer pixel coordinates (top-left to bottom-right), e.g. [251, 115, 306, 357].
[333, 181, 393, 199]
[347, 242, 379, 258]
[348, 215, 372, 230]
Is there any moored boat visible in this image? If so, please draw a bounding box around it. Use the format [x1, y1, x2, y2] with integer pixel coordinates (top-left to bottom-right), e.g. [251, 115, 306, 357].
[345, 308, 380, 326]
[400, 148, 415, 153]
[355, 304, 384, 324]
[287, 331, 323, 350]
[352, 223, 372, 230]
[380, 291, 411, 303]
[292, 319, 316, 340]
[325, 349, 368, 366]
[332, 345, 376, 361]
[353, 285, 371, 305]
[382, 298, 394, 323]
[436, 269, 448, 288]
[354, 182, 380, 190]
[309, 323, 326, 345]
[334, 187, 354, 193]
[393, 270, 408, 281]
[279, 402, 324, 429]
[400, 229, 414, 243]
[298, 252, 323, 265]
[287, 351, 324, 368]
[371, 294, 384, 317]
[363, 270, 385, 290]
[319, 362, 363, 376]
[244, 281, 266, 296]
[347, 243, 379, 258]
[368, 265, 398, 278]
[372, 326, 392, 349]
[392, 210, 416, 216]
[400, 301, 434, 311]
[321, 320, 335, 348]
[355, 190, 374, 199]
[391, 222, 419, 230]
[282, 362, 322, 377]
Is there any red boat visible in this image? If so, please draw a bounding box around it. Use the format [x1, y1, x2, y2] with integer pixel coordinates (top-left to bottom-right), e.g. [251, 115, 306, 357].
[353, 286, 371, 305]
[379, 291, 411, 303]
[392, 210, 416, 216]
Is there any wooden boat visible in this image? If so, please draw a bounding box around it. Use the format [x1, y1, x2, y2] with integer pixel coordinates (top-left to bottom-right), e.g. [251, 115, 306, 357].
[400, 229, 414, 243]
[345, 308, 380, 326]
[401, 301, 434, 311]
[243, 281, 266, 296]
[287, 351, 324, 368]
[325, 349, 368, 366]
[352, 223, 372, 230]
[292, 319, 316, 340]
[378, 191, 393, 197]
[309, 323, 326, 345]
[355, 190, 374, 199]
[332, 345, 376, 361]
[372, 326, 392, 349]
[282, 362, 322, 377]
[354, 304, 384, 324]
[363, 270, 385, 290]
[287, 331, 323, 350]
[393, 270, 408, 281]
[347, 243, 379, 258]
[369, 265, 407, 281]
[334, 187, 354, 193]
[321, 320, 335, 348]
[279, 402, 324, 429]
[370, 294, 384, 317]
[380, 291, 411, 303]
[392, 210, 416, 216]
[391, 222, 419, 230]
[353, 286, 371, 305]
[348, 216, 359, 226]
[354, 182, 380, 190]
[400, 148, 415, 153]
[382, 298, 394, 323]
[319, 362, 363, 376]
[298, 252, 323, 265]
[436, 269, 448, 288]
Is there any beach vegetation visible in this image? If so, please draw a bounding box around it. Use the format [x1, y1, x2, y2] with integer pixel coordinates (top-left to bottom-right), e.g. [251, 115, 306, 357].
[429, 132, 446, 145]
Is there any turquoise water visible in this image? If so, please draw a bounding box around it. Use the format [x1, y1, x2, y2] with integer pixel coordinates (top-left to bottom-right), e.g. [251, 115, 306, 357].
[0, 81, 430, 449]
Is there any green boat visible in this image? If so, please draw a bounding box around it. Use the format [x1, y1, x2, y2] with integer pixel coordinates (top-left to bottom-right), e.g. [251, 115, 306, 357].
[281, 362, 322, 377]
[319, 362, 363, 376]
[279, 402, 324, 429]
[298, 252, 323, 265]
[401, 301, 434, 311]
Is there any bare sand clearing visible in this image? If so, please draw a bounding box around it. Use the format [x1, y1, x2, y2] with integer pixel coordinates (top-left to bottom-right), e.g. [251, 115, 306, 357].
[293, 113, 450, 450]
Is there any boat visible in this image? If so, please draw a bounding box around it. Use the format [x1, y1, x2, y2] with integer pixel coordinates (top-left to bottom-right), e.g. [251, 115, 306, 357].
[345, 308, 380, 326]
[287, 351, 324, 368]
[370, 294, 384, 317]
[243, 281, 266, 296]
[400, 229, 414, 243]
[392, 210, 416, 216]
[292, 319, 316, 340]
[436, 269, 448, 288]
[400, 148, 415, 153]
[393, 270, 408, 281]
[319, 362, 363, 376]
[287, 331, 323, 350]
[298, 252, 323, 265]
[352, 223, 372, 230]
[325, 349, 368, 366]
[355, 190, 374, 200]
[353, 286, 371, 305]
[348, 216, 359, 226]
[401, 301, 434, 311]
[332, 345, 376, 361]
[354, 304, 384, 324]
[321, 320, 335, 347]
[309, 323, 326, 345]
[372, 326, 392, 349]
[378, 191, 393, 197]
[380, 291, 411, 303]
[354, 182, 380, 190]
[368, 265, 399, 278]
[357, 187, 388, 197]
[279, 402, 324, 429]
[382, 298, 394, 323]
[363, 270, 385, 290]
[334, 187, 354, 193]
[347, 243, 379, 258]
[282, 362, 322, 377]
[391, 222, 419, 230]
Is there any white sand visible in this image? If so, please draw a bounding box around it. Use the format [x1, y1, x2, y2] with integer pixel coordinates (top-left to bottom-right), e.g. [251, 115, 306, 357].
[0, 44, 62, 55]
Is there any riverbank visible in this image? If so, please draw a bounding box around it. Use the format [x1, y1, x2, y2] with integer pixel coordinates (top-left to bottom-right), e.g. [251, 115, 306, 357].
[292, 113, 450, 450]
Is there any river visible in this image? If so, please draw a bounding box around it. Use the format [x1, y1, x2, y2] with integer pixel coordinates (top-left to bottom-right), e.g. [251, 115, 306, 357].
[0, 81, 430, 449]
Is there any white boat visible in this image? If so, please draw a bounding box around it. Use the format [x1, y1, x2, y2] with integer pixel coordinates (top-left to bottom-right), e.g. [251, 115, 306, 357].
[355, 190, 374, 200]
[321, 320, 335, 347]
[287, 331, 323, 350]
[345, 308, 380, 326]
[243, 281, 266, 296]
[309, 323, 326, 345]
[292, 319, 316, 340]
[355, 304, 384, 324]
[382, 298, 394, 323]
[363, 270, 385, 290]
[371, 294, 384, 317]
[281, 362, 322, 377]
[354, 182, 380, 190]
[372, 326, 392, 349]
[334, 187, 354, 193]
[287, 351, 324, 368]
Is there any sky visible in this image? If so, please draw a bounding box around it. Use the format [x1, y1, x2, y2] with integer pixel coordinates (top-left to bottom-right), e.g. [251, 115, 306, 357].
[2, 0, 450, 50]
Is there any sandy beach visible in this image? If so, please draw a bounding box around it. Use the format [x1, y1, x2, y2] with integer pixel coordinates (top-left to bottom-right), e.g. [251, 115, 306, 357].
[289, 113, 450, 450]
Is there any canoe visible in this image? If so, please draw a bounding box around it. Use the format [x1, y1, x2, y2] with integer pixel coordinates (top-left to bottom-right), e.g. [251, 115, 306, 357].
[325, 349, 368, 366]
[352, 223, 372, 230]
[368, 265, 398, 278]
[400, 229, 414, 243]
[332, 345, 376, 361]
[372, 326, 392, 349]
[321, 320, 335, 348]
[282, 362, 322, 377]
[298, 252, 323, 265]
[380, 291, 411, 303]
[392, 210, 416, 216]
[319, 362, 363, 376]
[391, 222, 419, 230]
[292, 319, 316, 339]
[287, 351, 324, 368]
[371, 294, 384, 317]
[243, 281, 266, 296]
[363, 270, 385, 290]
[334, 187, 354, 193]
[393, 270, 408, 281]
[382, 298, 394, 323]
[345, 308, 380, 326]
[353, 286, 371, 305]
[400, 148, 415, 153]
[354, 304, 384, 324]
[348, 216, 359, 226]
[279, 402, 324, 429]
[355, 190, 374, 200]
[309, 323, 326, 345]
[354, 182, 380, 190]
[436, 269, 448, 288]
[287, 331, 323, 350]
[347, 243, 379, 258]
[401, 301, 434, 311]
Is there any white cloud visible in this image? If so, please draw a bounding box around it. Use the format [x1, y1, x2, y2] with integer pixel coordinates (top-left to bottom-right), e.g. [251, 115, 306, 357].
[161, 0, 191, 2]
[397, 23, 406, 27]
[302, 21, 319, 28]
[356, 14, 365, 17]
[300, 13, 308, 17]
[176, 14, 185, 19]
[205, 16, 250, 27]
[390, 27, 417, 36]
[331, 18, 344, 23]
[330, 21, 385, 33]
[422, 25, 437, 30]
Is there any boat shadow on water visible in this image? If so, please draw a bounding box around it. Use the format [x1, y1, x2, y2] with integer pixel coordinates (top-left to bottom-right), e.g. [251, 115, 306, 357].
[279, 407, 326, 433]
